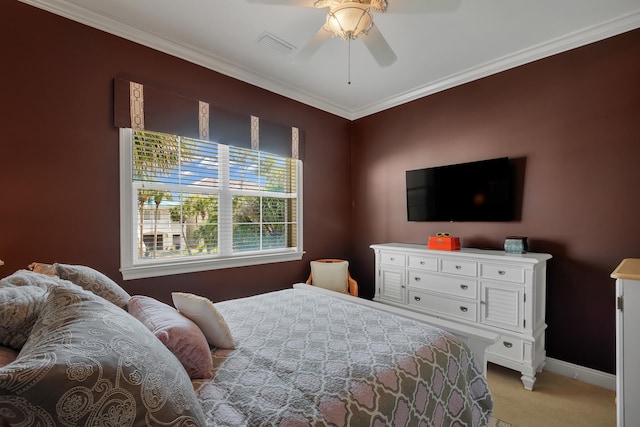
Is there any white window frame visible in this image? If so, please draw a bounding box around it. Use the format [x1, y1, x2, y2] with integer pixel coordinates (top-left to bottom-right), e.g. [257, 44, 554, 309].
[119, 128, 303, 280]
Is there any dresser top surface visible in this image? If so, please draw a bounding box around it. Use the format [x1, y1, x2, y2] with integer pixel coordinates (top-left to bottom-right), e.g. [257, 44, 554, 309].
[370, 243, 552, 263]
[611, 258, 640, 280]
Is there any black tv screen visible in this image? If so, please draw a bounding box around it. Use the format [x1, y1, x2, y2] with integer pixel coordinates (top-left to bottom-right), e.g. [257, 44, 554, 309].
[406, 157, 514, 222]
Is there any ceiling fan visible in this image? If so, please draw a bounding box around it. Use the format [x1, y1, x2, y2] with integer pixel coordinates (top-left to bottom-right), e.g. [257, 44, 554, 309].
[293, 0, 396, 67]
[249, 0, 459, 68]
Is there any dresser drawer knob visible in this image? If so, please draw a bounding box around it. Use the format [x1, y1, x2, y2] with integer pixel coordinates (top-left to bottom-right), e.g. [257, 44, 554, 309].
[455, 265, 462, 270]
[420, 261, 425, 265]
[460, 284, 468, 290]
[503, 341, 513, 348]
[498, 270, 506, 275]
[390, 257, 395, 261]
[414, 296, 421, 301]
[414, 277, 421, 282]
[459, 306, 468, 312]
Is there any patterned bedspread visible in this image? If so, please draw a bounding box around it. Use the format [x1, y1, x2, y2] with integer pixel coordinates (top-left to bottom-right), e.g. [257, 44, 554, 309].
[195, 288, 493, 426]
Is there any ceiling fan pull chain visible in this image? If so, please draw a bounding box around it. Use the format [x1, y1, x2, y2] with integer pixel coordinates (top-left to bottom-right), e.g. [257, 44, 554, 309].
[348, 37, 351, 85]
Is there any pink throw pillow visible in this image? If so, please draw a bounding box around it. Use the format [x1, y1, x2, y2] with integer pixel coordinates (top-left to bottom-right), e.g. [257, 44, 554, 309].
[127, 295, 213, 379]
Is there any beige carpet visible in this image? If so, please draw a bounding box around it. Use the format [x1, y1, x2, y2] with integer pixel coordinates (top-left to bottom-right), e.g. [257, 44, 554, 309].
[486, 363, 616, 427]
[489, 417, 514, 427]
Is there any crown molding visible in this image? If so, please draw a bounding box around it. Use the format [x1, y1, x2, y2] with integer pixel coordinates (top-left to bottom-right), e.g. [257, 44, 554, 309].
[19, 1, 640, 121]
[350, 9, 640, 120]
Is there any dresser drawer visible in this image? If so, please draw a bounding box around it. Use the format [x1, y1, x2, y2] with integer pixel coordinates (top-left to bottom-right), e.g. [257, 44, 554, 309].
[488, 335, 524, 363]
[408, 255, 438, 271]
[380, 252, 405, 267]
[408, 272, 477, 299]
[481, 263, 525, 283]
[440, 259, 478, 277]
[408, 290, 477, 322]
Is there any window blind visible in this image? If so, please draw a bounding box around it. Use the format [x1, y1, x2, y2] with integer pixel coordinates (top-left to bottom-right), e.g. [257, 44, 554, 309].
[129, 129, 298, 265]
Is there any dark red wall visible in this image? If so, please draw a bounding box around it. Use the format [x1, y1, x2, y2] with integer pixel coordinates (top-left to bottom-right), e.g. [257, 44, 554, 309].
[350, 29, 640, 374]
[0, 1, 352, 302]
[2, 1, 639, 375]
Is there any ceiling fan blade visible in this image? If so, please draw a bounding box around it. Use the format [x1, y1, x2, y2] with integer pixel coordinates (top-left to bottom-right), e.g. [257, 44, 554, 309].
[292, 26, 331, 64]
[361, 25, 397, 67]
[245, 0, 316, 6]
[388, 0, 462, 13]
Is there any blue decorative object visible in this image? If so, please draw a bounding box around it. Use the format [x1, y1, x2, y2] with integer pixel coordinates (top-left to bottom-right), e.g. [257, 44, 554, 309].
[504, 236, 528, 254]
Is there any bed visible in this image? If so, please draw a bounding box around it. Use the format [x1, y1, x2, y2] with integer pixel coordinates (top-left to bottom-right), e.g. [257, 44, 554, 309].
[0, 266, 494, 426]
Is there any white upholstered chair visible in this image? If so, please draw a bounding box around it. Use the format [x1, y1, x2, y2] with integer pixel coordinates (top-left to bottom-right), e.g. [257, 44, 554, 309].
[305, 259, 358, 297]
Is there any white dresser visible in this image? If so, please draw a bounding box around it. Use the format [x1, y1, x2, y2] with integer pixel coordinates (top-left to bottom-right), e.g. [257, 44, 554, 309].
[611, 258, 640, 427]
[371, 243, 552, 390]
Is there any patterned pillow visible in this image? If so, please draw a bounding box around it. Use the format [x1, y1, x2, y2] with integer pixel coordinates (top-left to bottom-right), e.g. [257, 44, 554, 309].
[0, 285, 46, 350]
[128, 295, 213, 380]
[54, 263, 131, 309]
[172, 292, 236, 349]
[0, 270, 73, 350]
[0, 286, 206, 426]
[0, 269, 63, 291]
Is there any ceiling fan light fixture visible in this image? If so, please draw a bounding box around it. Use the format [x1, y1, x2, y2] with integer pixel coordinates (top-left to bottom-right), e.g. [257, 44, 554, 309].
[324, 2, 373, 40]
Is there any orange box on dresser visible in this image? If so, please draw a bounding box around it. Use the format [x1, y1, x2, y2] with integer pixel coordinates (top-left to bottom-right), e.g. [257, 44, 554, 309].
[427, 235, 461, 251]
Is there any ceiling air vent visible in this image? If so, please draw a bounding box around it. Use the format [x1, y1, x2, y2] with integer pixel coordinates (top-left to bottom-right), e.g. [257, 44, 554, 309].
[256, 32, 296, 56]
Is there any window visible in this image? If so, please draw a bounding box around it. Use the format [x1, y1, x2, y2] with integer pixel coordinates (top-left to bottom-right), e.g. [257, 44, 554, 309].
[119, 128, 303, 280]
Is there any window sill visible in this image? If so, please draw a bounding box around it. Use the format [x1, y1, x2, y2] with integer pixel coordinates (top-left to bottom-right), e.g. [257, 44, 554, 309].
[120, 250, 304, 280]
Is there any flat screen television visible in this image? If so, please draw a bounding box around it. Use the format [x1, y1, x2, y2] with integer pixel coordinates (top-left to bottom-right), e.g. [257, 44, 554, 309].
[406, 157, 514, 222]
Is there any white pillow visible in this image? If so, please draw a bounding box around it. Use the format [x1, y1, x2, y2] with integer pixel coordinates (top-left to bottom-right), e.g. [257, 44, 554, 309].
[310, 260, 349, 294]
[171, 292, 235, 349]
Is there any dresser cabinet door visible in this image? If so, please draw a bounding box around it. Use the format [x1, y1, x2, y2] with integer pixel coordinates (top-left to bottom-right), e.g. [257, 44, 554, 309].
[480, 281, 524, 331]
[378, 267, 406, 304]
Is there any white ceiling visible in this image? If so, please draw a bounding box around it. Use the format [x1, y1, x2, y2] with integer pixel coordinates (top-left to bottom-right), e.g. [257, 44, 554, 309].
[21, 0, 640, 120]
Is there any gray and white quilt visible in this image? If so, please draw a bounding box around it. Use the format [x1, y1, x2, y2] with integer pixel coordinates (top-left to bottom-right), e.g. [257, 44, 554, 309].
[196, 288, 493, 426]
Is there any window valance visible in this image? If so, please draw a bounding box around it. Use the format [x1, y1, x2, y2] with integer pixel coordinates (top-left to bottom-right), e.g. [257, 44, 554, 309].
[113, 77, 303, 160]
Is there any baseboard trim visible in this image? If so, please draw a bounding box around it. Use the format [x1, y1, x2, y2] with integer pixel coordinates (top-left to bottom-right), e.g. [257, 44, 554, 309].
[544, 357, 616, 391]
